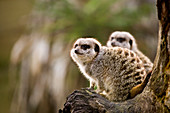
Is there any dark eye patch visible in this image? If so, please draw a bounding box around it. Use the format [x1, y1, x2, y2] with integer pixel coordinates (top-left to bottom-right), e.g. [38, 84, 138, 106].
[116, 37, 126, 42]
[81, 44, 90, 50]
[74, 44, 78, 48]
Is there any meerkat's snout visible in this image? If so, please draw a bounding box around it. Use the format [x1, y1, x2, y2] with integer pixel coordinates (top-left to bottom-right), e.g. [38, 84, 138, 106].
[74, 44, 92, 55]
[74, 49, 83, 55]
[111, 42, 116, 47]
[74, 49, 79, 54]
[107, 39, 118, 47]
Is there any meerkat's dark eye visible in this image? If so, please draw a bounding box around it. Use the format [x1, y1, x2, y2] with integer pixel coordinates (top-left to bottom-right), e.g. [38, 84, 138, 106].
[116, 37, 126, 42]
[81, 44, 90, 50]
[74, 44, 78, 48]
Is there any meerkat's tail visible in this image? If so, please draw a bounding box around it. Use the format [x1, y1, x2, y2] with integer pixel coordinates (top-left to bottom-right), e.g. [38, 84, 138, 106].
[128, 70, 152, 99]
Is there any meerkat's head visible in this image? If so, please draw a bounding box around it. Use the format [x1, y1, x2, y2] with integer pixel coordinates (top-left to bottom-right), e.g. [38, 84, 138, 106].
[70, 38, 101, 64]
[107, 31, 138, 51]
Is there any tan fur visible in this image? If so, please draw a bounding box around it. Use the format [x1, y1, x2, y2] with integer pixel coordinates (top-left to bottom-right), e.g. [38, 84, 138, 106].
[107, 31, 153, 74]
[71, 38, 146, 101]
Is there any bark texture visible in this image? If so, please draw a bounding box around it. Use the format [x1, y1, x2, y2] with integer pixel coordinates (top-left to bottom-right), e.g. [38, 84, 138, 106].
[60, 0, 170, 112]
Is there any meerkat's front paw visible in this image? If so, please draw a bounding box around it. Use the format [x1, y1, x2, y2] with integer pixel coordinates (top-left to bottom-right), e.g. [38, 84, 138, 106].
[89, 81, 96, 90]
[95, 89, 102, 94]
[95, 88, 104, 94]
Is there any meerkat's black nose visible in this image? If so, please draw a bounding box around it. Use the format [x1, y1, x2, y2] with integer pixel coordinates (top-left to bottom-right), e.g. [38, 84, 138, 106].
[111, 42, 116, 46]
[75, 49, 79, 54]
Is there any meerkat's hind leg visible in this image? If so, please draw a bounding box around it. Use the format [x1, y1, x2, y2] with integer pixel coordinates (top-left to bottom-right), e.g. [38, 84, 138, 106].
[128, 70, 152, 99]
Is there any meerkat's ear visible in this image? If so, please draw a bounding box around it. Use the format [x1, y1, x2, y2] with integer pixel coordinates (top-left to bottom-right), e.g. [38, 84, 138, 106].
[129, 39, 133, 50]
[129, 39, 133, 46]
[94, 43, 100, 52]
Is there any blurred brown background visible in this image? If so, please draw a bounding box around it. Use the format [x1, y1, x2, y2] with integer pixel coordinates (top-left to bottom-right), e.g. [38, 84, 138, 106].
[0, 0, 158, 113]
[0, 0, 34, 113]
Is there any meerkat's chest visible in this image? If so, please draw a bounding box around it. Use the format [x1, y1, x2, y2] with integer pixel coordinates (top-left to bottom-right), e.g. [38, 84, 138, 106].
[78, 64, 95, 81]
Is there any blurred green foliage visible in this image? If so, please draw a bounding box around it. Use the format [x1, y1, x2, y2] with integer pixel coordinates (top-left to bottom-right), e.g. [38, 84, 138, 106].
[33, 0, 155, 43]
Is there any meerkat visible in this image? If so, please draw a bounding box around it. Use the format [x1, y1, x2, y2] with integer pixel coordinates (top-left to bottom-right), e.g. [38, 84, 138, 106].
[70, 38, 147, 101]
[107, 31, 153, 74]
